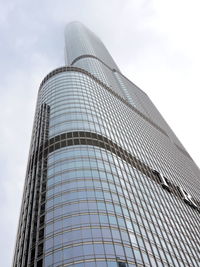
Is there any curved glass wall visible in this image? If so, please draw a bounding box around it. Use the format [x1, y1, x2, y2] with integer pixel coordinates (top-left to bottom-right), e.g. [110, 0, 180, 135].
[39, 69, 200, 266]
[13, 22, 200, 267]
[44, 145, 199, 267]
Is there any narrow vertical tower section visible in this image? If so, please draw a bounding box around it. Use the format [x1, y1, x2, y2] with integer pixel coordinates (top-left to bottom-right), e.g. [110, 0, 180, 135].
[13, 22, 200, 267]
[13, 103, 50, 267]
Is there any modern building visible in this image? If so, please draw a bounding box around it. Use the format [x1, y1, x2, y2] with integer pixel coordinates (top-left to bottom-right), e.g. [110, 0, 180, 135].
[13, 22, 200, 267]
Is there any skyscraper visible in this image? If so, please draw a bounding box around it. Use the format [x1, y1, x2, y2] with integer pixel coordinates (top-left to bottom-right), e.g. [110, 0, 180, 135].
[13, 21, 200, 267]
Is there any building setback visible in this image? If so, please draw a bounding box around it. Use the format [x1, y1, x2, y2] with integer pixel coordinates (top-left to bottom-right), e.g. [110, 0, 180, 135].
[13, 22, 200, 267]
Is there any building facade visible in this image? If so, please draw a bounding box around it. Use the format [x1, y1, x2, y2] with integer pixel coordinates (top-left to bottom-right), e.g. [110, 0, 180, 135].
[13, 22, 200, 267]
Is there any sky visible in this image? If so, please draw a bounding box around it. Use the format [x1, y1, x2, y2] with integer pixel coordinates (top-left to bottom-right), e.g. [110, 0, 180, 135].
[0, 0, 200, 266]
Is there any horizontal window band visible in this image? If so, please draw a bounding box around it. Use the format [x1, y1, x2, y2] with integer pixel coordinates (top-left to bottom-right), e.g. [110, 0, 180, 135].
[32, 130, 199, 213]
[42, 131, 154, 177]
[49, 258, 137, 267]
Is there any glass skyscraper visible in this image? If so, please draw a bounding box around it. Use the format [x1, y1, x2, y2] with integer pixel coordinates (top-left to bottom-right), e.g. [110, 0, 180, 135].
[13, 22, 200, 267]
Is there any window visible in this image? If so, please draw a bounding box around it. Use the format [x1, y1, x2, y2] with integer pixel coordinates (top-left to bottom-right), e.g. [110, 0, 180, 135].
[117, 262, 127, 267]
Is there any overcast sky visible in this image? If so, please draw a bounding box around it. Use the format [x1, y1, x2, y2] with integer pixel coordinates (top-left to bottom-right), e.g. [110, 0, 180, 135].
[0, 0, 200, 266]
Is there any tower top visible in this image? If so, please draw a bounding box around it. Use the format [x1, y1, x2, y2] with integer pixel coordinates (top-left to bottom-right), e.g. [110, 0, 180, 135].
[64, 21, 119, 70]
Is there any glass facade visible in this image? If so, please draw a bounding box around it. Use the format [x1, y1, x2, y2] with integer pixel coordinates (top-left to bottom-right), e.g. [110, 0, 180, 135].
[13, 22, 200, 267]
